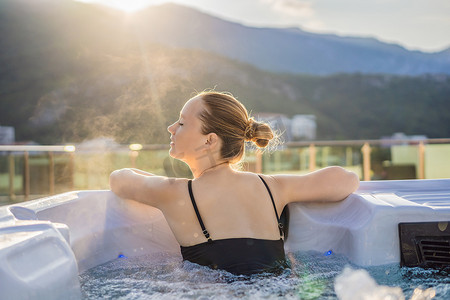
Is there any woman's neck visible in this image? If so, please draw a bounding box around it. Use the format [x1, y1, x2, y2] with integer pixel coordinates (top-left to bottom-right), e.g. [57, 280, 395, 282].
[192, 161, 230, 178]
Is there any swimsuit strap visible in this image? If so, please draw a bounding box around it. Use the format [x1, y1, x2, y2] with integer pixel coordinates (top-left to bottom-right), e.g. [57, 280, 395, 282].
[188, 180, 213, 242]
[258, 175, 284, 239]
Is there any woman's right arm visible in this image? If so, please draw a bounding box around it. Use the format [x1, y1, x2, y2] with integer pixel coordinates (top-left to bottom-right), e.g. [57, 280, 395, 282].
[274, 166, 360, 205]
[109, 168, 179, 208]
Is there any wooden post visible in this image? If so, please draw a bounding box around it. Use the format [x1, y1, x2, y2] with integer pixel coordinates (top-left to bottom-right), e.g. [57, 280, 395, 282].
[24, 151, 30, 199]
[362, 143, 371, 181]
[49, 152, 55, 195]
[418, 141, 425, 179]
[8, 154, 15, 201]
[130, 151, 138, 168]
[309, 144, 316, 172]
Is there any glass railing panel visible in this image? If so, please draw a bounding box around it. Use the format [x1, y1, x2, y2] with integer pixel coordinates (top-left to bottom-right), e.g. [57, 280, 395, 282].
[1, 139, 449, 204]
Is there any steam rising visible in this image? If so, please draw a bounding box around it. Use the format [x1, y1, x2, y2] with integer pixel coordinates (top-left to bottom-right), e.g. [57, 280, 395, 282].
[20, 1, 310, 145]
[30, 47, 195, 145]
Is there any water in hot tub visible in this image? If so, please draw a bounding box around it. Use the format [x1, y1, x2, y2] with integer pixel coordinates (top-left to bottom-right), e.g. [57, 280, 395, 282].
[79, 251, 449, 299]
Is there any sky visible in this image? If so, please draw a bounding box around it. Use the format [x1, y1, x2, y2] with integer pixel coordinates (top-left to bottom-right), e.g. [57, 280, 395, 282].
[78, 0, 450, 53]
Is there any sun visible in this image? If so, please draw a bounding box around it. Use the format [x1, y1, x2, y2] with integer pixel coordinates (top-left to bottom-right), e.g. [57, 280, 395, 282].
[76, 0, 160, 12]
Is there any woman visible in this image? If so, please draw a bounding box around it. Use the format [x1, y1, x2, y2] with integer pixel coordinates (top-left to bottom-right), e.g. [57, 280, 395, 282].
[110, 91, 359, 275]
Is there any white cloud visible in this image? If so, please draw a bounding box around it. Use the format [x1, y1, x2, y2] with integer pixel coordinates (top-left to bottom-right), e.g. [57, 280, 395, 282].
[260, 0, 323, 32]
[303, 19, 326, 31]
[273, 0, 314, 17]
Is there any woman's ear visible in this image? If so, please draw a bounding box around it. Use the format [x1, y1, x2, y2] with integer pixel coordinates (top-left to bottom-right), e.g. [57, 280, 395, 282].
[206, 133, 220, 149]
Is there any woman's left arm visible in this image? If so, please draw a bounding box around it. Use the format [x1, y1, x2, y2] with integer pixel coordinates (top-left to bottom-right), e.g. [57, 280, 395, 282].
[109, 168, 177, 207]
[274, 166, 360, 205]
[126, 168, 154, 176]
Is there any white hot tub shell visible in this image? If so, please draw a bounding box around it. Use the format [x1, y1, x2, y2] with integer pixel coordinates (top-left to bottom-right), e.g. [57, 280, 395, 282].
[0, 179, 449, 299]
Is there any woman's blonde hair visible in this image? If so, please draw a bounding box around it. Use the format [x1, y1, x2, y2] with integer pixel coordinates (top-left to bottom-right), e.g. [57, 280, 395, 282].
[197, 91, 274, 163]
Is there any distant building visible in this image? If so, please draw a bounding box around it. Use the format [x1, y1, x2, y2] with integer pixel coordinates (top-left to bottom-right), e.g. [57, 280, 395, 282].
[254, 113, 292, 142]
[381, 132, 428, 146]
[291, 115, 316, 141]
[253, 113, 317, 142]
[0, 126, 15, 144]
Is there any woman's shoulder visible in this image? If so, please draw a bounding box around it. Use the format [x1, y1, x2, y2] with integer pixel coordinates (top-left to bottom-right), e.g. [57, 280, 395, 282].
[110, 168, 191, 207]
[146, 176, 191, 198]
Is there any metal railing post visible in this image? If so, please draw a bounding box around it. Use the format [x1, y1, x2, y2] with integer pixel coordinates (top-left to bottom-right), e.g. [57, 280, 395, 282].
[69, 152, 75, 190]
[8, 154, 15, 201]
[346, 147, 353, 166]
[362, 143, 371, 181]
[274, 151, 281, 171]
[322, 146, 330, 167]
[299, 148, 306, 170]
[309, 144, 316, 172]
[48, 152, 55, 194]
[24, 151, 30, 199]
[418, 141, 425, 179]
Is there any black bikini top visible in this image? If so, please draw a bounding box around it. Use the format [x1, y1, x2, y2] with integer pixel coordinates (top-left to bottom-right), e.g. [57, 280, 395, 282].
[187, 174, 284, 242]
[180, 175, 287, 275]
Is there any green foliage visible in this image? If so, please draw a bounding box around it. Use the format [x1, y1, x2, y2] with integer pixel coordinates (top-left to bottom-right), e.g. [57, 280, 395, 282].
[1, 0, 449, 143]
[2, 45, 450, 143]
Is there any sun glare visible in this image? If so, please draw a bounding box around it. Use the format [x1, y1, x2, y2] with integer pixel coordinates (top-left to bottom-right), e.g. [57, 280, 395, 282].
[77, 0, 158, 12]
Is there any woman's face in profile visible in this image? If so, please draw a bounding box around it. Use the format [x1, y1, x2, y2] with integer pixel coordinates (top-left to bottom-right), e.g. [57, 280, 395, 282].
[167, 96, 208, 162]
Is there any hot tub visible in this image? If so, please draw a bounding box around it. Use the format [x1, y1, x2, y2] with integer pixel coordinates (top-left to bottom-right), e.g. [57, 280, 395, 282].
[1, 179, 449, 299]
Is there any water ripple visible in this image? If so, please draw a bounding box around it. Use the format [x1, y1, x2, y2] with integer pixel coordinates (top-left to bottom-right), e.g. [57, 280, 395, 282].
[79, 251, 449, 299]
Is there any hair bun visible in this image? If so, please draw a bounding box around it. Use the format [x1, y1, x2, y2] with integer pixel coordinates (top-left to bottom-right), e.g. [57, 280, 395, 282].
[244, 118, 274, 148]
[244, 119, 256, 141]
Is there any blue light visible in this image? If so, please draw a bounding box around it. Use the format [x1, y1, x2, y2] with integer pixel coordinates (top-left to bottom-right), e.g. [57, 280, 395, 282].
[118, 254, 127, 259]
[324, 250, 333, 256]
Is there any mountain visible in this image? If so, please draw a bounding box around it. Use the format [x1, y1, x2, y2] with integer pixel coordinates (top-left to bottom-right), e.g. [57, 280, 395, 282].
[1, 0, 449, 76]
[0, 0, 449, 144]
[130, 3, 450, 75]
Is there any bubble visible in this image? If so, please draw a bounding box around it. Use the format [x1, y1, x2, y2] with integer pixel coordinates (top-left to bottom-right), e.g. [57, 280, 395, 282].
[79, 251, 449, 300]
[410, 287, 436, 300]
[334, 267, 404, 300]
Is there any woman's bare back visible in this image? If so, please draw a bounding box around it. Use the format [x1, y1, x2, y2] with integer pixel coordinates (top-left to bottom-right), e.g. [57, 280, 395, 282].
[159, 170, 282, 246]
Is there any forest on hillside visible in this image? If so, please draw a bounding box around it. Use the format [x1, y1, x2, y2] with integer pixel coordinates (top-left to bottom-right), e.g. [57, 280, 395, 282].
[1, 0, 449, 144]
[2, 43, 450, 144]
